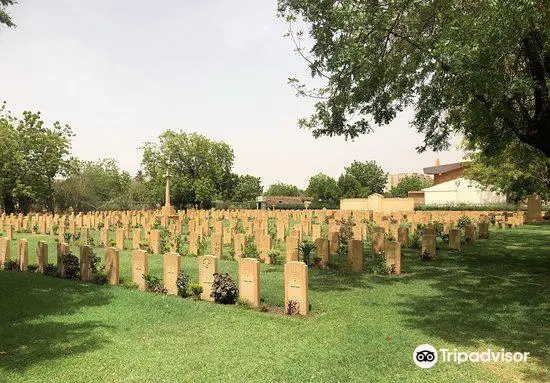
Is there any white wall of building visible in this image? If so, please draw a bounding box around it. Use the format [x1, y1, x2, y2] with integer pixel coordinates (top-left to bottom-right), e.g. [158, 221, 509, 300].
[423, 178, 507, 205]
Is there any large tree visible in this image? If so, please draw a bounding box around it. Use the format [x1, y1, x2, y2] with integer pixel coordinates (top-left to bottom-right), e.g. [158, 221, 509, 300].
[232, 175, 263, 202]
[338, 160, 387, 198]
[278, 0, 550, 158]
[306, 173, 340, 203]
[389, 176, 433, 198]
[54, 158, 133, 212]
[465, 142, 550, 202]
[141, 130, 235, 208]
[265, 182, 303, 196]
[0, 103, 73, 213]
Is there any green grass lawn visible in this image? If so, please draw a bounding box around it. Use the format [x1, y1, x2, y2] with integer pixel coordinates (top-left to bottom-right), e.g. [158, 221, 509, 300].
[1, 224, 549, 382]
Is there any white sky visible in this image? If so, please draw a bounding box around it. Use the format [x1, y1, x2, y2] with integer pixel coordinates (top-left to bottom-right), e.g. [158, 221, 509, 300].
[0, 0, 464, 189]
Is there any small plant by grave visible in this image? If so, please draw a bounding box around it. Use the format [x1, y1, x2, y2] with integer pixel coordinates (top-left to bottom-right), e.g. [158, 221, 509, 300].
[457, 216, 472, 229]
[3, 259, 19, 272]
[267, 249, 282, 265]
[143, 274, 167, 294]
[299, 241, 316, 266]
[62, 251, 80, 279]
[420, 249, 435, 261]
[176, 271, 190, 298]
[210, 273, 238, 304]
[368, 252, 390, 275]
[285, 300, 300, 315]
[44, 263, 58, 277]
[189, 283, 203, 299]
[243, 236, 259, 259]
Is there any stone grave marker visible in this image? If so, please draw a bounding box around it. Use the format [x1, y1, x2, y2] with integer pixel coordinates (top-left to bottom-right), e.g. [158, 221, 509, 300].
[163, 252, 180, 295]
[104, 247, 120, 285]
[284, 261, 309, 315]
[238, 257, 260, 307]
[198, 255, 218, 301]
[132, 249, 148, 291]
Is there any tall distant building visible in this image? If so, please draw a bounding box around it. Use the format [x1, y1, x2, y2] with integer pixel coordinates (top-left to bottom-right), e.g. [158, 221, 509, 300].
[385, 172, 433, 192]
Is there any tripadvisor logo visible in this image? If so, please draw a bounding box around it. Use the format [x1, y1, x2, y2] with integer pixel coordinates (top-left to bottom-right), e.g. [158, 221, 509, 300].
[413, 344, 438, 368]
[413, 344, 530, 368]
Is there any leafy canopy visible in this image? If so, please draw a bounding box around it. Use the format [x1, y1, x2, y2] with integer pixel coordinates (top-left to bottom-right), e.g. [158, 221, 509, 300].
[265, 182, 303, 196]
[232, 175, 263, 202]
[141, 130, 235, 208]
[338, 160, 387, 198]
[0, 102, 73, 213]
[389, 176, 433, 198]
[306, 173, 340, 203]
[278, 0, 550, 158]
[0, 0, 16, 28]
[54, 159, 133, 212]
[465, 142, 550, 202]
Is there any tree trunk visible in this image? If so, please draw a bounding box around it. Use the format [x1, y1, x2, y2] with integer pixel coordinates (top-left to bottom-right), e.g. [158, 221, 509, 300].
[3, 194, 15, 214]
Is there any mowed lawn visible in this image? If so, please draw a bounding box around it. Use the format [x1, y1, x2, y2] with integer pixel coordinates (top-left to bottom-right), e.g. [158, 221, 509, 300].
[1, 224, 549, 382]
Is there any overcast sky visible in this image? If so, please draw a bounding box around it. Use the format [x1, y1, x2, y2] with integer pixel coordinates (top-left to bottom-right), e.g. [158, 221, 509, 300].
[0, 0, 464, 188]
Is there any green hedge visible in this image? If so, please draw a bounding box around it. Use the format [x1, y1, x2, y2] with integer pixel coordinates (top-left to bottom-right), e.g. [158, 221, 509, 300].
[415, 203, 536, 211]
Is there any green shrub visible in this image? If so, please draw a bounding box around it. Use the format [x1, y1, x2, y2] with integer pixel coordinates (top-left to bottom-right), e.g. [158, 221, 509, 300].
[62, 251, 80, 279]
[456, 216, 472, 229]
[176, 271, 190, 298]
[3, 259, 19, 271]
[243, 236, 259, 259]
[285, 300, 300, 315]
[143, 274, 167, 294]
[368, 253, 390, 275]
[189, 283, 203, 298]
[27, 264, 38, 272]
[210, 273, 238, 304]
[420, 249, 435, 261]
[108, 239, 117, 247]
[267, 249, 282, 265]
[299, 241, 316, 266]
[93, 271, 108, 285]
[44, 263, 58, 277]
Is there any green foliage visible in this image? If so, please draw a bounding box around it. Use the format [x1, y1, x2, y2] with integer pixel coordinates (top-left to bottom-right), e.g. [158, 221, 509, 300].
[338, 161, 387, 198]
[0, 0, 16, 27]
[54, 158, 135, 212]
[415, 203, 523, 211]
[3, 259, 18, 271]
[27, 264, 38, 273]
[409, 224, 424, 250]
[285, 300, 300, 316]
[389, 176, 433, 197]
[465, 143, 550, 201]
[210, 273, 238, 304]
[298, 241, 316, 266]
[421, 249, 435, 262]
[62, 251, 80, 279]
[44, 263, 58, 277]
[306, 173, 340, 204]
[139, 239, 151, 253]
[93, 271, 108, 285]
[0, 102, 73, 213]
[267, 249, 283, 265]
[264, 182, 302, 196]
[278, 0, 550, 159]
[456, 216, 473, 230]
[143, 274, 167, 294]
[368, 253, 390, 275]
[232, 174, 263, 202]
[141, 130, 235, 208]
[243, 236, 259, 259]
[176, 271, 190, 298]
[189, 283, 203, 298]
[335, 217, 354, 269]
